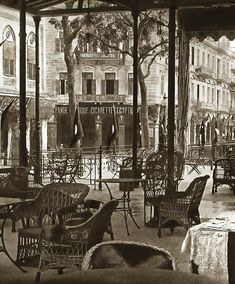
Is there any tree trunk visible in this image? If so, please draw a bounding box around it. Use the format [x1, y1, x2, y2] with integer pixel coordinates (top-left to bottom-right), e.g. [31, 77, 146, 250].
[138, 66, 150, 149]
[62, 16, 76, 143]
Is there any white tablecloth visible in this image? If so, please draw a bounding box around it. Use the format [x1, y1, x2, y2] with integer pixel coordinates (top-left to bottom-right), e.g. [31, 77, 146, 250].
[181, 218, 235, 283]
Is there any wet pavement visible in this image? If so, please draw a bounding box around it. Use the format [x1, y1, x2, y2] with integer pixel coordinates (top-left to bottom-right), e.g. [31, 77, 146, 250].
[0, 165, 234, 283]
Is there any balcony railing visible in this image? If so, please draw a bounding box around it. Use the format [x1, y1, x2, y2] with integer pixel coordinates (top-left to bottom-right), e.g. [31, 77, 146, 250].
[77, 94, 126, 103]
[79, 52, 120, 60]
[57, 94, 126, 104]
[216, 73, 231, 83]
[195, 65, 212, 78]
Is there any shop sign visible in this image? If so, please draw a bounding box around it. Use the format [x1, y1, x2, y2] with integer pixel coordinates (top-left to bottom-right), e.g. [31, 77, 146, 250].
[80, 106, 133, 114]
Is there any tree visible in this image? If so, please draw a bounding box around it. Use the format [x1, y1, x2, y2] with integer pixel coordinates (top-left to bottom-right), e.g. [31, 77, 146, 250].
[50, 5, 168, 149]
[49, 0, 82, 143]
[79, 11, 168, 149]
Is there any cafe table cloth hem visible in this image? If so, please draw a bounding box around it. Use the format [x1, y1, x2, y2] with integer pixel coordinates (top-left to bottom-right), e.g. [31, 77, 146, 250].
[181, 220, 231, 283]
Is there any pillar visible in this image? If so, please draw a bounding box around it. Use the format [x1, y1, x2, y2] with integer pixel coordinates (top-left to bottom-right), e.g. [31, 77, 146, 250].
[167, 7, 176, 193]
[19, 0, 28, 167]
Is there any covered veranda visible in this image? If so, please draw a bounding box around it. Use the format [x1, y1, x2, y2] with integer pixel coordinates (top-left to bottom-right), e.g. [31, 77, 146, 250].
[1, 1, 235, 283]
[1, 0, 235, 189]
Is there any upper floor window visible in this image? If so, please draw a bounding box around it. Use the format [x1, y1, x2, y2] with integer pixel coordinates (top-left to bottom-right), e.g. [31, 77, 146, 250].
[128, 73, 133, 95]
[102, 73, 118, 95]
[82, 72, 96, 94]
[2, 26, 16, 77]
[27, 32, 36, 80]
[55, 31, 64, 53]
[59, 73, 68, 95]
[196, 49, 200, 66]
[191, 46, 195, 65]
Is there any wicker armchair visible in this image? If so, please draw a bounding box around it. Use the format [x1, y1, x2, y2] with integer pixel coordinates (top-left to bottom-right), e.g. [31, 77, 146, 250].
[35, 200, 119, 281]
[81, 240, 177, 271]
[143, 157, 166, 226]
[212, 158, 235, 194]
[143, 150, 185, 226]
[158, 175, 209, 237]
[14, 182, 90, 268]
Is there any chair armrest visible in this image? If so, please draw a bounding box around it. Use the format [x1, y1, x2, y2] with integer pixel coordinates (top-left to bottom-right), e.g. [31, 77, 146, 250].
[84, 199, 103, 210]
[159, 200, 188, 211]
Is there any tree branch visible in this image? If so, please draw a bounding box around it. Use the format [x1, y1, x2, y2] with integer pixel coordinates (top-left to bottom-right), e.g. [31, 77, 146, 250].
[90, 34, 133, 57]
[119, 12, 133, 27]
[143, 52, 161, 79]
[140, 38, 168, 61]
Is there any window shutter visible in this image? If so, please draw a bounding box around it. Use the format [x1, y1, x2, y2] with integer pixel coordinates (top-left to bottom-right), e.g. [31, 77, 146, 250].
[101, 80, 106, 95]
[114, 80, 119, 95]
[128, 79, 133, 95]
[55, 80, 60, 95]
[82, 79, 87, 95]
[92, 79, 96, 95]
[55, 38, 60, 53]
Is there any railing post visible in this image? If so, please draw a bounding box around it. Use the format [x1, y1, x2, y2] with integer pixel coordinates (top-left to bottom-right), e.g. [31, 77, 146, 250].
[99, 145, 102, 190]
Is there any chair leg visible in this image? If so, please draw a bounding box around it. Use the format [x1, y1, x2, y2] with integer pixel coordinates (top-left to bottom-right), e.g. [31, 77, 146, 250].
[158, 217, 162, 238]
[58, 268, 63, 275]
[11, 217, 16, 233]
[35, 272, 41, 282]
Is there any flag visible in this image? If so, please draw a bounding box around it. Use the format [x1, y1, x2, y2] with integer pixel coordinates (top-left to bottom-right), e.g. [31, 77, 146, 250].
[199, 119, 205, 146]
[70, 105, 84, 147]
[107, 106, 118, 148]
[158, 104, 166, 151]
[137, 111, 142, 148]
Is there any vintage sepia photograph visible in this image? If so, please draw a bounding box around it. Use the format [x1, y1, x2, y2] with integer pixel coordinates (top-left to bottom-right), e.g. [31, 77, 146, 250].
[0, 1, 234, 283]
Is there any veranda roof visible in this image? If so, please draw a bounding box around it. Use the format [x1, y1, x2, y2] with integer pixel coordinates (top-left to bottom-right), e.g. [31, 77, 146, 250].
[2, 0, 235, 189]
[2, 0, 235, 15]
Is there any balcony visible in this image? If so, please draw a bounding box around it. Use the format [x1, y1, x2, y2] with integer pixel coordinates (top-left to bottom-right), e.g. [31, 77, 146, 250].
[77, 94, 126, 103]
[216, 73, 231, 83]
[195, 65, 212, 78]
[57, 94, 126, 104]
[77, 52, 122, 64]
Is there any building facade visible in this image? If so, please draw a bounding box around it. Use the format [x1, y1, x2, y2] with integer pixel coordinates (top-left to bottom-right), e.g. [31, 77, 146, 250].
[188, 37, 235, 147]
[0, 5, 55, 164]
[1, 5, 235, 160]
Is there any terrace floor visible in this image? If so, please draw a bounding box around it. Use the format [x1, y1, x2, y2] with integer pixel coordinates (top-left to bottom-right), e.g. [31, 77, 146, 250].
[0, 165, 233, 284]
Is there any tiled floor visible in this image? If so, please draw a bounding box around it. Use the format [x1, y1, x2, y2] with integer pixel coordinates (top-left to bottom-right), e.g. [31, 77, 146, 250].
[1, 165, 234, 283]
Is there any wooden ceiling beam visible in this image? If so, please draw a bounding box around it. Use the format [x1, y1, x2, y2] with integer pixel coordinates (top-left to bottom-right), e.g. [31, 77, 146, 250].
[27, 0, 74, 9]
[33, 5, 129, 16]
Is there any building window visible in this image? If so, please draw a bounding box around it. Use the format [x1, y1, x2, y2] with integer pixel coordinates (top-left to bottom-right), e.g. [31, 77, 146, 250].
[191, 46, 194, 65]
[82, 72, 96, 95]
[160, 74, 165, 96]
[197, 84, 200, 101]
[217, 58, 221, 74]
[27, 32, 36, 80]
[202, 51, 205, 65]
[191, 82, 195, 100]
[212, 88, 215, 104]
[128, 73, 133, 95]
[102, 73, 118, 95]
[55, 31, 64, 53]
[59, 73, 68, 95]
[2, 26, 15, 77]
[217, 90, 220, 107]
[196, 49, 200, 66]
[27, 63, 36, 80]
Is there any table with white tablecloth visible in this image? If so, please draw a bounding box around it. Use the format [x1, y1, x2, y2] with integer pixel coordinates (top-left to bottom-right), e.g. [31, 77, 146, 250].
[181, 218, 235, 284]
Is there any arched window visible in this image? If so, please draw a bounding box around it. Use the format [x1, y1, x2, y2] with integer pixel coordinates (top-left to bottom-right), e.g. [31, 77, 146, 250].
[27, 32, 36, 80]
[2, 26, 16, 77]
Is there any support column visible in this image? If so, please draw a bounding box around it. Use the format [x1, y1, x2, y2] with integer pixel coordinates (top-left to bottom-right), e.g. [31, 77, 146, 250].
[19, 0, 28, 167]
[167, 7, 176, 193]
[132, 9, 139, 177]
[33, 16, 41, 183]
